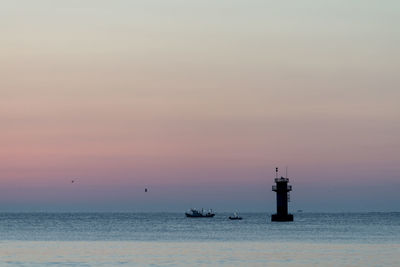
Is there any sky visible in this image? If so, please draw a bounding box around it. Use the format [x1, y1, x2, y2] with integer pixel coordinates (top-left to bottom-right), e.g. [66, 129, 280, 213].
[1, 0, 399, 212]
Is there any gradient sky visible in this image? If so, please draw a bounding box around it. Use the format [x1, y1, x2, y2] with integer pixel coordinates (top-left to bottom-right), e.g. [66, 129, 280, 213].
[1, 0, 399, 211]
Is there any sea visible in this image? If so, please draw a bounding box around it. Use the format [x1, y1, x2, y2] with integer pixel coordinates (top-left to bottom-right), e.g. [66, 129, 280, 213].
[0, 212, 399, 266]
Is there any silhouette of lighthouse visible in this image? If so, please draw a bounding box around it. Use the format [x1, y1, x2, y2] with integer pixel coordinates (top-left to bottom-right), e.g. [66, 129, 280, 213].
[271, 167, 294, 221]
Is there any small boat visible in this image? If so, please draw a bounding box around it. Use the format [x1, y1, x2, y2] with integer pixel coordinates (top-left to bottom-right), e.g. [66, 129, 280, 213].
[185, 208, 215, 218]
[229, 212, 242, 220]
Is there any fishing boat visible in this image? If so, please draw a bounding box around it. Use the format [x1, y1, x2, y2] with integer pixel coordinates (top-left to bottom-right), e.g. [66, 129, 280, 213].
[185, 208, 215, 218]
[229, 212, 242, 220]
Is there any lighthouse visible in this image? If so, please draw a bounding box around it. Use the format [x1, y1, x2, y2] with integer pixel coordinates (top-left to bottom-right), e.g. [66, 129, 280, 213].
[271, 167, 294, 221]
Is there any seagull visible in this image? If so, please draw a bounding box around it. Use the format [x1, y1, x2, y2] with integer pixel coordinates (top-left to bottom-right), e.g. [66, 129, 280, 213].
[71, 180, 75, 183]
[145, 188, 148, 192]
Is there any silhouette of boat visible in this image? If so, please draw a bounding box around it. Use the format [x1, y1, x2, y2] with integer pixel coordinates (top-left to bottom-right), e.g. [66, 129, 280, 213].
[229, 212, 242, 220]
[185, 208, 215, 218]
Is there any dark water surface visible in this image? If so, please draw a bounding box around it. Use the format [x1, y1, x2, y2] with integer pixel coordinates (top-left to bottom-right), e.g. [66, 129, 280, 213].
[0, 212, 399, 243]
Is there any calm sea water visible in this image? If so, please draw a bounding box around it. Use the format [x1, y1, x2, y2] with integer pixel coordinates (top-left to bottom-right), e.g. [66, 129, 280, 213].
[0, 212, 399, 266]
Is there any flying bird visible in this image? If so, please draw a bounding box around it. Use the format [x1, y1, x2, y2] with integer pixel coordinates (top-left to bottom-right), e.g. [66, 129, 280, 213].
[145, 188, 148, 192]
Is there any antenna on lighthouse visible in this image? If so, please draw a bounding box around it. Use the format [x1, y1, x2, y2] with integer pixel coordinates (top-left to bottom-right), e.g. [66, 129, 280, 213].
[286, 166, 288, 178]
[275, 167, 278, 179]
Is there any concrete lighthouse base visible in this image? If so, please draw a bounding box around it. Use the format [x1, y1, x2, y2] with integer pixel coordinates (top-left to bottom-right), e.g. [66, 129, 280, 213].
[271, 214, 294, 222]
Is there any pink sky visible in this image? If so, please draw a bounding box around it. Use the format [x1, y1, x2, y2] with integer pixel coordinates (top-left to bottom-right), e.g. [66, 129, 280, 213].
[1, 0, 399, 211]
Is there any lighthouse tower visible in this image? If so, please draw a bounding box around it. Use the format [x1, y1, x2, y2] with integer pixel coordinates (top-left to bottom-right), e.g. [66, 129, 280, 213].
[271, 167, 294, 222]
